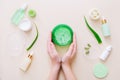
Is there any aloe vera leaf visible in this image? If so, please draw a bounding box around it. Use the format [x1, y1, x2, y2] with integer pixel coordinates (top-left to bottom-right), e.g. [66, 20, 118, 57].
[26, 22, 39, 51]
[84, 16, 102, 44]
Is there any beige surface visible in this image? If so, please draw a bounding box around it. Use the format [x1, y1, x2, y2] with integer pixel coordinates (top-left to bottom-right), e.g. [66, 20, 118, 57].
[0, 0, 120, 80]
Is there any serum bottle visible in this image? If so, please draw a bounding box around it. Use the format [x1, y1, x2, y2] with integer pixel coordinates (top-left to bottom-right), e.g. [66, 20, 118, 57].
[11, 3, 28, 25]
[19, 52, 33, 72]
[101, 17, 111, 37]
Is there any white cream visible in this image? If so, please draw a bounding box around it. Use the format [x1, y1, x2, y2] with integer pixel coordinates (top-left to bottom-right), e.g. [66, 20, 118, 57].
[18, 18, 32, 32]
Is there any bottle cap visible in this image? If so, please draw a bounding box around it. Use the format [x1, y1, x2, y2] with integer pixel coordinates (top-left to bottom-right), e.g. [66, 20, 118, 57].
[52, 24, 73, 46]
[106, 45, 112, 51]
[18, 18, 32, 32]
[28, 51, 34, 58]
[101, 16, 107, 24]
[89, 8, 101, 20]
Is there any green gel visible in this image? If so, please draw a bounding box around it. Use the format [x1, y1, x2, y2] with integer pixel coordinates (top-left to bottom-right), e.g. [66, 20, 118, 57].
[28, 9, 36, 18]
[52, 24, 73, 46]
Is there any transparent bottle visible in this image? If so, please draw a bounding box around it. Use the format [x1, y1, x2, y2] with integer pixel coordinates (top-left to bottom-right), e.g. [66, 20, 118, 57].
[101, 17, 111, 37]
[11, 3, 28, 25]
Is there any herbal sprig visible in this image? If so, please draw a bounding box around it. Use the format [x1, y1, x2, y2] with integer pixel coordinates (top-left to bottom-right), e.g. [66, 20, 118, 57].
[84, 43, 92, 55]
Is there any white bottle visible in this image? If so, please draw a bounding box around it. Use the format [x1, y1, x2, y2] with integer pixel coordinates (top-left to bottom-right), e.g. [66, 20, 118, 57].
[99, 45, 112, 61]
[19, 52, 33, 72]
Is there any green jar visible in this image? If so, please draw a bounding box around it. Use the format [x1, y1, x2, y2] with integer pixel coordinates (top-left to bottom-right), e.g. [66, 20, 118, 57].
[52, 24, 73, 46]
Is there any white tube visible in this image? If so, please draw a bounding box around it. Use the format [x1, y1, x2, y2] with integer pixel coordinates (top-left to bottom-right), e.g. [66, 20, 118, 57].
[99, 45, 112, 61]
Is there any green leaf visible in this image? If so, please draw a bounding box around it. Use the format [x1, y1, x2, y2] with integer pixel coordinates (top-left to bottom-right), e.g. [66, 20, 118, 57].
[26, 22, 39, 51]
[84, 16, 102, 44]
[85, 51, 90, 54]
[84, 47, 89, 50]
[88, 43, 91, 47]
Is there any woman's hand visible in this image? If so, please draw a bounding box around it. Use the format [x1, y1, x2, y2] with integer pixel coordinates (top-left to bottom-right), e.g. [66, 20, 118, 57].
[62, 34, 77, 67]
[47, 32, 61, 80]
[62, 34, 77, 80]
[47, 32, 77, 80]
[47, 32, 61, 69]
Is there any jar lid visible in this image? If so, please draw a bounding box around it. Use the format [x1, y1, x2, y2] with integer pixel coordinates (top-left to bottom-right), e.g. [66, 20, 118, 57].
[52, 24, 73, 46]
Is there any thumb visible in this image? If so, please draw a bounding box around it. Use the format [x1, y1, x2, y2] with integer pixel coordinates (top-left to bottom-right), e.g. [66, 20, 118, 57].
[66, 43, 74, 56]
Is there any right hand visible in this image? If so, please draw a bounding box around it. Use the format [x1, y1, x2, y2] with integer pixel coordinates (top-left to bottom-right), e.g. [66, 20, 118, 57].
[62, 34, 77, 67]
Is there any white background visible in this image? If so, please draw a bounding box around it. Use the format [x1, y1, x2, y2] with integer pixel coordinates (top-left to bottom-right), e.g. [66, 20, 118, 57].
[0, 0, 120, 80]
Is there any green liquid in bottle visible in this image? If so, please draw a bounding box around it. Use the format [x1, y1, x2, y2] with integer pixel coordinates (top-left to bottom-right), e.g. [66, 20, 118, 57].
[11, 9, 25, 25]
[11, 3, 27, 25]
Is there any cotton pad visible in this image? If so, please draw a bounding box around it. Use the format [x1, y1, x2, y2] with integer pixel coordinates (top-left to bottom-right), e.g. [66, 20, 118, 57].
[89, 8, 101, 20]
[93, 63, 108, 79]
[18, 18, 32, 32]
[52, 24, 73, 46]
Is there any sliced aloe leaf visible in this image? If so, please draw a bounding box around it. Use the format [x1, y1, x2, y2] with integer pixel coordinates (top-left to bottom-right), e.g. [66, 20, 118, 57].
[26, 22, 39, 51]
[86, 51, 90, 55]
[88, 43, 91, 47]
[84, 16, 102, 44]
[84, 47, 89, 50]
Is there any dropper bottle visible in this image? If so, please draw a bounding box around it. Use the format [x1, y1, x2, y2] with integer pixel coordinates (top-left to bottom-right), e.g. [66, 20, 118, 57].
[19, 52, 33, 72]
[11, 3, 28, 25]
[101, 17, 111, 37]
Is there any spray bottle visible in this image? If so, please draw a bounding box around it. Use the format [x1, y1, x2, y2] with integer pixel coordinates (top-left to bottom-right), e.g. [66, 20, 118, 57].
[11, 3, 28, 25]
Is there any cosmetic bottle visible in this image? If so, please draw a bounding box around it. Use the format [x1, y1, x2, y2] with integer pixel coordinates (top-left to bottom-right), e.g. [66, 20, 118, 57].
[99, 45, 112, 61]
[101, 17, 111, 37]
[19, 52, 33, 72]
[11, 3, 28, 25]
